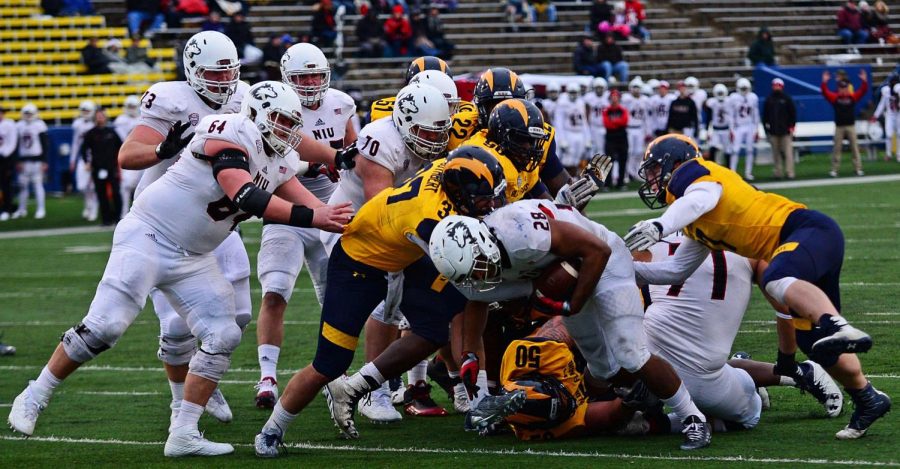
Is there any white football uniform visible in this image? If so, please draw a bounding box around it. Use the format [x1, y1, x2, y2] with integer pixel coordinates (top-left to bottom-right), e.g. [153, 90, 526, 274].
[705, 97, 733, 154]
[83, 113, 300, 361]
[553, 96, 591, 167]
[648, 93, 676, 135]
[258, 88, 356, 304]
[582, 91, 609, 157]
[15, 119, 48, 215]
[539, 97, 558, 125]
[727, 92, 759, 176]
[130, 80, 251, 345]
[114, 113, 143, 217]
[690, 89, 708, 131]
[643, 233, 760, 428]
[322, 116, 423, 325]
[70, 116, 95, 193]
[459, 199, 650, 380]
[621, 92, 650, 178]
[873, 85, 900, 159]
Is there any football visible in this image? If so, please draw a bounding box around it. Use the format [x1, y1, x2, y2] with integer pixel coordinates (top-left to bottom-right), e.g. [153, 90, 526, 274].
[532, 259, 580, 302]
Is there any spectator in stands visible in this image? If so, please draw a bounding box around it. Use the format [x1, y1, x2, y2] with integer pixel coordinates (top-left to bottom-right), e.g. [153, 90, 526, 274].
[106, 39, 153, 74]
[356, 2, 386, 58]
[573, 35, 603, 77]
[262, 34, 288, 80]
[747, 26, 776, 66]
[411, 8, 441, 58]
[667, 81, 699, 137]
[763, 78, 797, 180]
[505, 0, 531, 32]
[821, 69, 868, 177]
[384, 4, 414, 57]
[126, 33, 156, 69]
[61, 0, 94, 16]
[624, 0, 649, 42]
[529, 0, 557, 23]
[430, 0, 456, 12]
[836, 0, 869, 50]
[165, 0, 210, 28]
[603, 89, 629, 189]
[80, 108, 122, 226]
[599, 2, 631, 41]
[126, 0, 165, 36]
[590, 0, 612, 36]
[869, 1, 898, 45]
[81, 37, 112, 74]
[596, 33, 629, 82]
[201, 11, 226, 33]
[226, 12, 264, 66]
[0, 106, 16, 221]
[425, 5, 455, 59]
[42, 0, 62, 16]
[311, 0, 338, 47]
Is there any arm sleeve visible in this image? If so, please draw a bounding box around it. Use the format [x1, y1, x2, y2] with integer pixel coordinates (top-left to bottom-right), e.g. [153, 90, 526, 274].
[657, 181, 722, 235]
[853, 80, 869, 101]
[821, 82, 838, 103]
[634, 236, 710, 285]
[787, 96, 797, 127]
[526, 181, 550, 199]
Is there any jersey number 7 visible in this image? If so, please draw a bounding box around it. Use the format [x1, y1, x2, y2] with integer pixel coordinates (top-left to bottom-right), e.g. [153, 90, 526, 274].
[666, 243, 727, 300]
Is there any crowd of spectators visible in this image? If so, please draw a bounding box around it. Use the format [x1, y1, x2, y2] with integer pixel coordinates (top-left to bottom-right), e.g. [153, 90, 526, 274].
[354, 2, 454, 58]
[589, 0, 648, 44]
[836, 0, 898, 52]
[573, 34, 628, 83]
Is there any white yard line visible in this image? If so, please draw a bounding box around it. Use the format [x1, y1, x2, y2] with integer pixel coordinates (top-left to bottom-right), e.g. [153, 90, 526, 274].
[0, 225, 113, 240]
[0, 435, 897, 466]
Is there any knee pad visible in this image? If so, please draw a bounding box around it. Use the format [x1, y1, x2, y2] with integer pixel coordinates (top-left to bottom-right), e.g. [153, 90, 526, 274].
[200, 322, 243, 355]
[157, 334, 197, 366]
[258, 271, 295, 303]
[764, 276, 798, 304]
[60, 323, 112, 363]
[188, 348, 232, 382]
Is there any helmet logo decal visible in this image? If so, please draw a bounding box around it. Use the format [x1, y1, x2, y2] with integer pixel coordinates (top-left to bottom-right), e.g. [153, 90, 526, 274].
[397, 93, 420, 116]
[252, 83, 279, 100]
[448, 221, 477, 249]
[188, 113, 199, 126]
[185, 39, 202, 59]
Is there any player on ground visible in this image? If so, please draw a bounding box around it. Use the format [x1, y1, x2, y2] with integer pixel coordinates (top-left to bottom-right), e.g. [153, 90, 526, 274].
[704, 84, 732, 166]
[429, 201, 713, 450]
[114, 96, 143, 217]
[7, 81, 352, 456]
[71, 100, 98, 221]
[12, 104, 48, 219]
[727, 78, 759, 180]
[254, 147, 506, 457]
[254, 42, 357, 409]
[624, 134, 891, 439]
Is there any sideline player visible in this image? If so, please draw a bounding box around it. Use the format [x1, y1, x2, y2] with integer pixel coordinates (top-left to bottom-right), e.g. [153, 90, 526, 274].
[7, 81, 352, 456]
[624, 134, 891, 439]
[553, 82, 591, 176]
[704, 84, 731, 166]
[70, 100, 98, 221]
[727, 78, 759, 180]
[114, 96, 143, 217]
[12, 104, 48, 219]
[621, 78, 650, 181]
[254, 42, 357, 408]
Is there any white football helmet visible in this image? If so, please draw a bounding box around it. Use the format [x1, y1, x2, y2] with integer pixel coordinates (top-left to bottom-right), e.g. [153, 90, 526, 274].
[280, 42, 330, 107]
[646, 78, 660, 92]
[241, 81, 304, 157]
[520, 77, 536, 102]
[592, 77, 608, 95]
[409, 70, 461, 116]
[567, 82, 580, 100]
[429, 215, 502, 292]
[78, 100, 96, 119]
[684, 76, 700, 93]
[21, 103, 37, 121]
[123, 95, 140, 117]
[736, 78, 752, 95]
[183, 31, 241, 105]
[392, 83, 451, 160]
[629, 77, 643, 94]
[641, 84, 653, 96]
[546, 82, 560, 99]
[713, 83, 728, 100]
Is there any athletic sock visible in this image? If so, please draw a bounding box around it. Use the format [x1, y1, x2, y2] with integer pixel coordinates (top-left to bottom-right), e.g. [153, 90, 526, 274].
[407, 360, 427, 385]
[172, 400, 204, 430]
[780, 376, 797, 386]
[469, 370, 490, 408]
[168, 380, 185, 403]
[32, 366, 61, 403]
[258, 344, 280, 380]
[263, 400, 298, 435]
[662, 383, 706, 423]
[347, 362, 385, 395]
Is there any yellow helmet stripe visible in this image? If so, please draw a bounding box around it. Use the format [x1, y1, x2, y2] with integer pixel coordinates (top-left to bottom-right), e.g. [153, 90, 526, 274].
[503, 98, 530, 125]
[448, 157, 494, 186]
[483, 69, 495, 93]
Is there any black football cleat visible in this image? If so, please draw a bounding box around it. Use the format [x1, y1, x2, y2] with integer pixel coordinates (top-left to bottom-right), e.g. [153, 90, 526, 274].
[680, 415, 711, 450]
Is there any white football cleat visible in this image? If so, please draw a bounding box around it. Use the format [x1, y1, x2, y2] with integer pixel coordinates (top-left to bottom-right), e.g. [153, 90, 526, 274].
[453, 382, 471, 413]
[168, 400, 181, 434]
[11, 209, 26, 219]
[164, 425, 234, 457]
[254, 427, 285, 458]
[34, 209, 45, 219]
[8, 382, 47, 436]
[359, 387, 402, 424]
[205, 387, 233, 423]
[322, 377, 362, 439]
[757, 387, 771, 411]
[255, 377, 279, 409]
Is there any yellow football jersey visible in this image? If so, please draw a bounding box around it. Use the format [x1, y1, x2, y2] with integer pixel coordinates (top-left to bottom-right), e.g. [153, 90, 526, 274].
[370, 97, 476, 124]
[500, 338, 589, 441]
[342, 159, 456, 272]
[447, 108, 479, 151]
[462, 129, 542, 202]
[665, 158, 806, 260]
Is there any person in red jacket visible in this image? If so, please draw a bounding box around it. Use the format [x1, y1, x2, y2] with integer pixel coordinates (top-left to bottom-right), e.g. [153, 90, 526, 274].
[821, 68, 868, 177]
[384, 4, 413, 57]
[625, 0, 650, 42]
[603, 89, 629, 189]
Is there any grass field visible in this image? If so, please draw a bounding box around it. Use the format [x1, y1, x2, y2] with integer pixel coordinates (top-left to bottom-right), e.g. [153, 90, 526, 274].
[1, 156, 899, 467]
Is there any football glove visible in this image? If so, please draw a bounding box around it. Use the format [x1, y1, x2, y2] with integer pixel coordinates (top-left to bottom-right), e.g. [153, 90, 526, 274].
[460, 352, 480, 400]
[532, 290, 572, 317]
[554, 154, 613, 209]
[623, 219, 663, 251]
[156, 120, 193, 160]
[304, 163, 340, 183]
[334, 142, 358, 170]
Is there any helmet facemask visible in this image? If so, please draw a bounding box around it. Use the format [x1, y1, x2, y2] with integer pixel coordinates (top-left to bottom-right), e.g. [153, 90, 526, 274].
[500, 125, 548, 172]
[445, 173, 507, 218]
[191, 59, 241, 105]
[283, 68, 330, 107]
[403, 120, 451, 160]
[258, 108, 304, 157]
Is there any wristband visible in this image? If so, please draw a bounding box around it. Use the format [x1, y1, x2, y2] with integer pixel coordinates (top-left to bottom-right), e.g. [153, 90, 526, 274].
[289, 205, 314, 228]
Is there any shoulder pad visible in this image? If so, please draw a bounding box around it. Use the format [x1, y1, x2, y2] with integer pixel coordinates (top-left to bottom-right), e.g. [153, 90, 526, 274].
[667, 159, 711, 199]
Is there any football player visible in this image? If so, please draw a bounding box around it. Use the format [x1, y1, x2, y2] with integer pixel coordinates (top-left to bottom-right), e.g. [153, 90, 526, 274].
[254, 42, 357, 409]
[7, 81, 352, 456]
[70, 100, 98, 221]
[538, 82, 560, 124]
[727, 78, 759, 180]
[621, 77, 650, 181]
[684, 76, 707, 141]
[429, 201, 713, 451]
[369, 56, 460, 122]
[624, 134, 892, 440]
[870, 78, 900, 162]
[704, 84, 732, 166]
[553, 82, 591, 176]
[648, 81, 675, 137]
[114, 96, 143, 217]
[254, 147, 506, 457]
[12, 103, 48, 219]
[582, 77, 609, 160]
